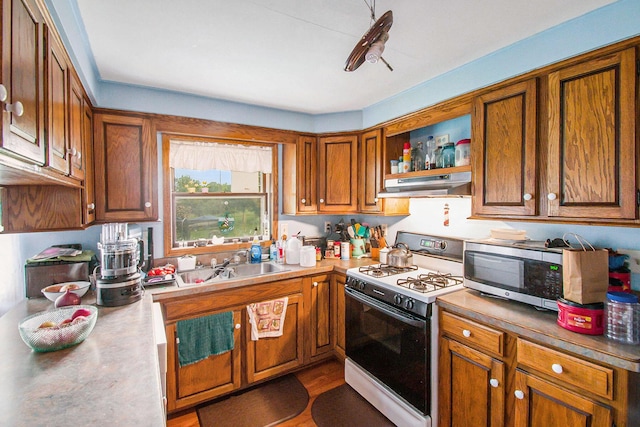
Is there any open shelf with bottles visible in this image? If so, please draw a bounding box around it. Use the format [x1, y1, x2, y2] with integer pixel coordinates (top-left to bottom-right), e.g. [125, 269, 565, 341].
[382, 96, 473, 180]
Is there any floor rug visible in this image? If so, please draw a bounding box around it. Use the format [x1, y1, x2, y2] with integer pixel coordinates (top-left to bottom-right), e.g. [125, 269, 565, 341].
[197, 374, 308, 427]
[311, 384, 396, 427]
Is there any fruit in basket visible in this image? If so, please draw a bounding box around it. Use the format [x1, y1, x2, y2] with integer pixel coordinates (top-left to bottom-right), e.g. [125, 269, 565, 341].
[54, 289, 81, 308]
[38, 321, 57, 329]
[71, 308, 92, 320]
[58, 318, 73, 327]
[60, 283, 80, 291]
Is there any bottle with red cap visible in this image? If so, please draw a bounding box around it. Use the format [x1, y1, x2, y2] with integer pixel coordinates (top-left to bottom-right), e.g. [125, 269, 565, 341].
[403, 142, 411, 172]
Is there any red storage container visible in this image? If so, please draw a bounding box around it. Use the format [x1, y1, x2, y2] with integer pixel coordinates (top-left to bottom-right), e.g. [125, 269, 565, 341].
[557, 298, 604, 335]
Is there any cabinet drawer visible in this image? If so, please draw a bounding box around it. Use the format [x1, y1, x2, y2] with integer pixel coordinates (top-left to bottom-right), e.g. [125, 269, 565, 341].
[441, 312, 505, 356]
[516, 339, 613, 399]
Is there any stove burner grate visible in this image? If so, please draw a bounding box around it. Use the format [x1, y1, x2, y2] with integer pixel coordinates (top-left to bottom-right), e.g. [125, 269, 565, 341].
[358, 264, 418, 278]
[396, 272, 463, 293]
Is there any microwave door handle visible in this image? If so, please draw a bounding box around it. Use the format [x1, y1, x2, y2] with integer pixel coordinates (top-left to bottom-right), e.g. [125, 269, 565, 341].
[345, 287, 425, 328]
[473, 254, 504, 263]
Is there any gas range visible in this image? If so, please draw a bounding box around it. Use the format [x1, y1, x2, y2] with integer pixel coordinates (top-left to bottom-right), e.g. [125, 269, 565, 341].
[345, 232, 465, 317]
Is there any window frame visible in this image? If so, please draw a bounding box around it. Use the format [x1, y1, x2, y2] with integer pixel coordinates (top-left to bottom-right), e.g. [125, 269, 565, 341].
[162, 133, 279, 257]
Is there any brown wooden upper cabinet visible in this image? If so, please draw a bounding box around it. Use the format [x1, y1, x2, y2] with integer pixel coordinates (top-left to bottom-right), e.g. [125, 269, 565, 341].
[46, 31, 70, 175]
[93, 112, 158, 222]
[82, 99, 95, 225]
[546, 47, 637, 220]
[1, 0, 46, 165]
[296, 135, 318, 213]
[472, 79, 538, 217]
[472, 47, 637, 223]
[317, 135, 358, 213]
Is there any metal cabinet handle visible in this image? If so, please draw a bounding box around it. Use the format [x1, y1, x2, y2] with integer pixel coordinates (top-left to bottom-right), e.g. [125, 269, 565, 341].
[514, 390, 525, 400]
[523, 193, 532, 201]
[551, 363, 563, 374]
[374, 197, 379, 202]
[87, 203, 95, 210]
[145, 202, 152, 208]
[0, 84, 7, 102]
[5, 101, 24, 117]
[319, 198, 324, 203]
[235, 323, 241, 329]
[547, 193, 557, 201]
[301, 198, 306, 204]
[313, 281, 318, 287]
[462, 329, 471, 338]
[489, 378, 499, 388]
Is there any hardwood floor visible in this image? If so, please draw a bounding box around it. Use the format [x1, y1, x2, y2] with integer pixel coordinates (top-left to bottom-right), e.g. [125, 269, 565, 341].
[166, 359, 345, 427]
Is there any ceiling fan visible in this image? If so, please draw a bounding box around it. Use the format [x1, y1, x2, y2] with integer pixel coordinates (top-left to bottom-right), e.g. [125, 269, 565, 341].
[344, 1, 393, 72]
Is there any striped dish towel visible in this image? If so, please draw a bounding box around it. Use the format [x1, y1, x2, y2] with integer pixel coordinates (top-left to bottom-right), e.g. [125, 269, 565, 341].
[247, 297, 288, 340]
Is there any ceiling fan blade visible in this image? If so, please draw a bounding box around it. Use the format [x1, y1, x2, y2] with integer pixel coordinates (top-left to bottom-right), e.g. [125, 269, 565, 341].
[344, 10, 393, 72]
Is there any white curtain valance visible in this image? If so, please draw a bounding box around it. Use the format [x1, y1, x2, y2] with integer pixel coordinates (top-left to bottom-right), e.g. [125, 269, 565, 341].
[170, 140, 272, 174]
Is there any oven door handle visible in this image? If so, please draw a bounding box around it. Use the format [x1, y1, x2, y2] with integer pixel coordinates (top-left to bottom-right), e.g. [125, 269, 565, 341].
[345, 287, 426, 328]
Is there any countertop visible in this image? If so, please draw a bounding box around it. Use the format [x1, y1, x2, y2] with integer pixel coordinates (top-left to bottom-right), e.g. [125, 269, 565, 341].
[0, 291, 166, 427]
[437, 289, 640, 372]
[152, 258, 373, 303]
[0, 258, 373, 426]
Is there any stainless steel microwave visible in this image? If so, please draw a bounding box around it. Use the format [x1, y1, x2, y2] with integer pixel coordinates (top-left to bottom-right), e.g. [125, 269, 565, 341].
[463, 240, 563, 311]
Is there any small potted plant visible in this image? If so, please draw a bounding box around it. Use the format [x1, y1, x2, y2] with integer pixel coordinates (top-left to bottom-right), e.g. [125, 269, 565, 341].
[187, 180, 196, 193]
[201, 181, 209, 192]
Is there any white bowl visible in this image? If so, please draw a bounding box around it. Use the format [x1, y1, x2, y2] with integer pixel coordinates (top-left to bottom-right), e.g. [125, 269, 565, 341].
[41, 281, 91, 302]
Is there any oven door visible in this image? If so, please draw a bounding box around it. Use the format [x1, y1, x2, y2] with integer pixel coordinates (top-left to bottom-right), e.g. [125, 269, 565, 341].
[345, 286, 429, 415]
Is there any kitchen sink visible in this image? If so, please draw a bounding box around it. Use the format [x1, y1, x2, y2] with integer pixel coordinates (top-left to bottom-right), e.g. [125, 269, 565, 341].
[175, 262, 288, 287]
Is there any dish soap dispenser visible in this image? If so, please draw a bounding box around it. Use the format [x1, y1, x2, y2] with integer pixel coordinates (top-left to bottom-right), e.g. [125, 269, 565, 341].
[250, 235, 262, 264]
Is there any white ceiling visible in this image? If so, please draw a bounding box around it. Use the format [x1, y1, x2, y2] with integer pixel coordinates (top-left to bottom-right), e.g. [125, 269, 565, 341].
[76, 0, 616, 115]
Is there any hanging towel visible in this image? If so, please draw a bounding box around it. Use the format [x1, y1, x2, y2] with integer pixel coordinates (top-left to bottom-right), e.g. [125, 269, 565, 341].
[177, 311, 234, 367]
[247, 297, 288, 341]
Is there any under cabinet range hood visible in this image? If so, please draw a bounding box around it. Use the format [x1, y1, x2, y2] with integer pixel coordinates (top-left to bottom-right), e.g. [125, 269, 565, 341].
[378, 171, 472, 198]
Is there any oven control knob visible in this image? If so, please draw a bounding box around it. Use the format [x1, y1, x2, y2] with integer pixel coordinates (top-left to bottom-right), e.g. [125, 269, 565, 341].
[394, 294, 403, 305]
[359, 281, 366, 290]
[405, 299, 414, 310]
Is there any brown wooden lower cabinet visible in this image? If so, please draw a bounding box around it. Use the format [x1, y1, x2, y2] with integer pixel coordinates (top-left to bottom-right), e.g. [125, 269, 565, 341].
[513, 370, 612, 427]
[333, 273, 346, 360]
[439, 337, 506, 427]
[306, 275, 333, 361]
[161, 277, 318, 413]
[246, 293, 304, 383]
[438, 308, 638, 427]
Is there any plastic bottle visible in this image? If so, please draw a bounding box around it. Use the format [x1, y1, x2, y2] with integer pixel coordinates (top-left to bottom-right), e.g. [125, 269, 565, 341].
[425, 136, 436, 170]
[403, 142, 411, 166]
[285, 235, 302, 265]
[250, 235, 262, 264]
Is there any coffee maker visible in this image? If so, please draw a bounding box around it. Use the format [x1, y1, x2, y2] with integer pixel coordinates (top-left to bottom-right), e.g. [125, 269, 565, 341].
[96, 223, 143, 306]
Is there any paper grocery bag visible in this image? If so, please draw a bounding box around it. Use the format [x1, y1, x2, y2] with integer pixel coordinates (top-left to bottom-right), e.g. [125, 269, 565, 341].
[562, 235, 609, 304]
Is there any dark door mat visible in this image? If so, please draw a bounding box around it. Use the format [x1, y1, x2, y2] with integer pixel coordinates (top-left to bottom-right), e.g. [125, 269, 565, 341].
[311, 384, 396, 427]
[196, 374, 309, 427]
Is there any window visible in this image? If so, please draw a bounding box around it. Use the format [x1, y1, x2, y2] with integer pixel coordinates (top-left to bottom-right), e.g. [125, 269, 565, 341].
[163, 135, 276, 254]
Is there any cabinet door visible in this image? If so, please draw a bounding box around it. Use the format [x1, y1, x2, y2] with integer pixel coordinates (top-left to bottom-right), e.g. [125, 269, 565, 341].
[318, 135, 358, 213]
[472, 79, 537, 216]
[439, 337, 505, 427]
[68, 72, 85, 180]
[333, 273, 346, 359]
[94, 113, 157, 221]
[1, 0, 46, 164]
[82, 100, 95, 225]
[514, 370, 612, 427]
[246, 293, 304, 383]
[46, 33, 69, 175]
[359, 129, 383, 213]
[166, 311, 243, 412]
[547, 48, 636, 219]
[309, 274, 332, 359]
[296, 135, 318, 213]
